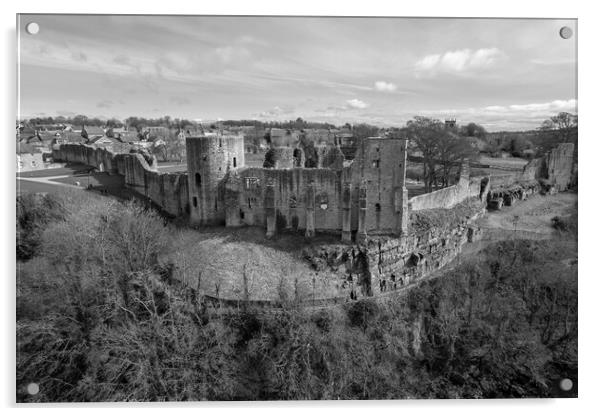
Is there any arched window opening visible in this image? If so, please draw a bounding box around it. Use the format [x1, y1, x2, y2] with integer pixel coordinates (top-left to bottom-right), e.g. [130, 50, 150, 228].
[195, 172, 201, 186]
[233, 157, 237, 167]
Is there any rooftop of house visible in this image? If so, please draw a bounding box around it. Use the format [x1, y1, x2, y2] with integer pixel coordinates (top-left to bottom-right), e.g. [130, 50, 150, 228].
[83, 126, 105, 136]
[89, 135, 124, 145]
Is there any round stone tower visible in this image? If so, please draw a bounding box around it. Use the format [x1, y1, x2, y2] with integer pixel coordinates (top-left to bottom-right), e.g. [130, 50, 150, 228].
[186, 134, 245, 225]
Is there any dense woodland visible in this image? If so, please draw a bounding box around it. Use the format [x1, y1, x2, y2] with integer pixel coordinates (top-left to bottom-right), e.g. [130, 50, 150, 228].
[16, 191, 577, 401]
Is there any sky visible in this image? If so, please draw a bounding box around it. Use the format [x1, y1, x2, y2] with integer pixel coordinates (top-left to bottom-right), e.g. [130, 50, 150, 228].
[18, 15, 577, 131]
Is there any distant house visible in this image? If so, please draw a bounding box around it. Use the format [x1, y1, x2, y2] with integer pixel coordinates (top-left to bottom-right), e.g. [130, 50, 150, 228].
[152, 137, 166, 147]
[116, 131, 140, 143]
[61, 131, 86, 144]
[146, 126, 170, 138]
[132, 140, 154, 149]
[17, 152, 44, 172]
[89, 135, 124, 147]
[18, 131, 43, 145]
[82, 125, 105, 137]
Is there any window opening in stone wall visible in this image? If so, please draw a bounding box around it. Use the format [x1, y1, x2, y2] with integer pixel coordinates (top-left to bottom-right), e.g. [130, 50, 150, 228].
[239, 210, 245, 219]
[248, 197, 252, 209]
[214, 200, 218, 212]
[244, 177, 260, 189]
[195, 172, 201, 186]
[233, 157, 237, 167]
[375, 203, 381, 212]
[192, 196, 198, 207]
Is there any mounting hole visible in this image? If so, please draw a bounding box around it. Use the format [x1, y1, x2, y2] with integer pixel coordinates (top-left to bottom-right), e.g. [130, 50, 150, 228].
[26, 382, 39, 395]
[26, 22, 40, 35]
[559, 378, 573, 391]
[559, 26, 573, 39]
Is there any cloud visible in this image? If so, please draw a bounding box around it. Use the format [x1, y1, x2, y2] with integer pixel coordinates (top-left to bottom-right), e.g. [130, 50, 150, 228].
[96, 100, 114, 109]
[71, 51, 88, 62]
[374, 81, 397, 92]
[484, 99, 577, 113]
[170, 96, 191, 106]
[320, 99, 370, 115]
[345, 99, 368, 109]
[257, 105, 294, 118]
[415, 48, 504, 76]
[113, 54, 131, 66]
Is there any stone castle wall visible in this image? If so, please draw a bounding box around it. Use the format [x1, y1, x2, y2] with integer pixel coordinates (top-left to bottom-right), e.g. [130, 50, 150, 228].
[408, 176, 488, 211]
[52, 143, 189, 217]
[225, 167, 343, 233]
[304, 197, 486, 301]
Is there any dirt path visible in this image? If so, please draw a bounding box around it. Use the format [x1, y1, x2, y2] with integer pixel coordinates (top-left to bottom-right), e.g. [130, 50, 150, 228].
[477, 192, 577, 236]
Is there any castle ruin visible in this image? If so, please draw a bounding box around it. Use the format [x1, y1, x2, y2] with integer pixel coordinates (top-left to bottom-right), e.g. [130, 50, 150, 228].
[185, 134, 413, 242]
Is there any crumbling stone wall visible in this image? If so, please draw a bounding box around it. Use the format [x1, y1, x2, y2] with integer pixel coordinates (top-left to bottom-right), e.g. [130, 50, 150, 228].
[519, 142, 575, 191]
[304, 197, 485, 301]
[52, 143, 189, 217]
[539, 143, 575, 191]
[407, 163, 485, 211]
[226, 167, 343, 234]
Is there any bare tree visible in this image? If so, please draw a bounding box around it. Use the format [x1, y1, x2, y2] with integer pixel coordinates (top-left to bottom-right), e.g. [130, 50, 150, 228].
[403, 116, 477, 192]
[540, 112, 577, 143]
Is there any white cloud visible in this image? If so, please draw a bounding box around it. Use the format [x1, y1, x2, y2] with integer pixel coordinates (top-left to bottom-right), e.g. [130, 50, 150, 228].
[417, 99, 577, 131]
[374, 81, 397, 92]
[345, 99, 368, 109]
[484, 99, 577, 114]
[415, 48, 504, 76]
[257, 105, 294, 118]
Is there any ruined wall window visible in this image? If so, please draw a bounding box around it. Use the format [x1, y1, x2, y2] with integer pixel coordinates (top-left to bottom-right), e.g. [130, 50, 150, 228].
[244, 177, 260, 189]
[375, 203, 381, 212]
[195, 172, 201, 186]
[239, 210, 245, 219]
[248, 197, 252, 209]
[233, 157, 237, 167]
[318, 193, 328, 210]
[372, 160, 380, 168]
[192, 196, 198, 207]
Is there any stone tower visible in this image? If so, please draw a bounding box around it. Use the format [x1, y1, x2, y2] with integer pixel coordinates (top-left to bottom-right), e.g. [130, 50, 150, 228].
[186, 134, 245, 225]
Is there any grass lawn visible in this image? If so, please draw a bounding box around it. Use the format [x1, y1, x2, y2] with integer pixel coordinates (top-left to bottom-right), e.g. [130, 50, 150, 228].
[16, 163, 91, 178]
[16, 179, 69, 195]
[167, 226, 343, 302]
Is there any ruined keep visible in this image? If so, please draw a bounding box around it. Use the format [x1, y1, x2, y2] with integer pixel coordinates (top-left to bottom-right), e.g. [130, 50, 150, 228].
[188, 134, 413, 242]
